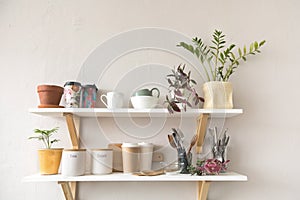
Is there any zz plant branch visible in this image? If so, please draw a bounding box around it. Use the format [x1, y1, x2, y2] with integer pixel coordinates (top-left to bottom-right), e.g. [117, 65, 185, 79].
[177, 30, 266, 82]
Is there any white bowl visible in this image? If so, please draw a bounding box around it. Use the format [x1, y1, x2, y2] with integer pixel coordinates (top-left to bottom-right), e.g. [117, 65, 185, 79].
[130, 96, 159, 109]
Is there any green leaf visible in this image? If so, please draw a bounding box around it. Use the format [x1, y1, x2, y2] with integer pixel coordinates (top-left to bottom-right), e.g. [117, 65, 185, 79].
[242, 56, 247, 61]
[229, 52, 236, 60]
[254, 41, 258, 49]
[259, 40, 266, 46]
[195, 48, 200, 58]
[220, 52, 225, 61]
[238, 48, 242, 57]
[250, 43, 254, 52]
[229, 44, 235, 50]
[243, 45, 247, 55]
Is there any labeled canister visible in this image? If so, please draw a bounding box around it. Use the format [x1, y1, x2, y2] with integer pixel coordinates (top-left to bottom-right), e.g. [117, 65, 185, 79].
[91, 149, 113, 174]
[61, 149, 86, 176]
[81, 84, 98, 108]
[63, 81, 82, 108]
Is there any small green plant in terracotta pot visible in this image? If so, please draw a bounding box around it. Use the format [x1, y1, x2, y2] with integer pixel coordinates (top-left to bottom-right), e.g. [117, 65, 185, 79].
[178, 30, 266, 108]
[28, 127, 63, 175]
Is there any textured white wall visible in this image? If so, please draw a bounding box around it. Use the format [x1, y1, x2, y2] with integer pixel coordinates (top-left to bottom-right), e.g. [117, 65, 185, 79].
[1, 0, 299, 199]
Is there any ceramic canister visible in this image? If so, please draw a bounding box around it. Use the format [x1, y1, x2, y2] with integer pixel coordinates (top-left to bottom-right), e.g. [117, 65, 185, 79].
[91, 149, 113, 175]
[121, 143, 140, 173]
[63, 81, 82, 108]
[61, 149, 86, 176]
[81, 84, 98, 108]
[138, 142, 154, 171]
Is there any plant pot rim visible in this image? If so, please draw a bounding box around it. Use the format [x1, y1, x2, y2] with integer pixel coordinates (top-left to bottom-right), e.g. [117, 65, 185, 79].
[204, 81, 231, 84]
[37, 85, 64, 92]
[37, 84, 63, 88]
[38, 148, 64, 151]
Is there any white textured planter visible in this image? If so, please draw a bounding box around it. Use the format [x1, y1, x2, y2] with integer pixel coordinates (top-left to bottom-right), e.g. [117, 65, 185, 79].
[202, 81, 233, 109]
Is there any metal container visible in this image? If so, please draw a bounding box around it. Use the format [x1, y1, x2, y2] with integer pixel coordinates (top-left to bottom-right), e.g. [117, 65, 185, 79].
[63, 81, 82, 108]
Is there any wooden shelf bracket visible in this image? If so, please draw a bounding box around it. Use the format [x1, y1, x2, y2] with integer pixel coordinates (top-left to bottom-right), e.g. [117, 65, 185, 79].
[196, 113, 210, 199]
[59, 181, 74, 200]
[196, 113, 209, 154]
[198, 181, 211, 200]
[63, 113, 80, 200]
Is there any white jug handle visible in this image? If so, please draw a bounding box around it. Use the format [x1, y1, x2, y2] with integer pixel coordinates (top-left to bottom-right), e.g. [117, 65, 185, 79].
[100, 95, 108, 108]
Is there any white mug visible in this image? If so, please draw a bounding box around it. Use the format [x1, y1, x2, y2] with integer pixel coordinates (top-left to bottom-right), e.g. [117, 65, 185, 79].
[61, 149, 86, 176]
[91, 149, 113, 175]
[100, 92, 124, 109]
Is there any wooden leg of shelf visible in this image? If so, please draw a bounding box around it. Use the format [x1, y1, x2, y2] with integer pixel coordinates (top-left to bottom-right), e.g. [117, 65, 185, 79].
[196, 114, 209, 154]
[63, 113, 80, 200]
[70, 182, 77, 200]
[198, 181, 210, 200]
[59, 181, 74, 200]
[64, 113, 79, 149]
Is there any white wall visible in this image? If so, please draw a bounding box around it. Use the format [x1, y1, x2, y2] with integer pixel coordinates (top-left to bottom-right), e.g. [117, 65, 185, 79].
[1, 0, 300, 199]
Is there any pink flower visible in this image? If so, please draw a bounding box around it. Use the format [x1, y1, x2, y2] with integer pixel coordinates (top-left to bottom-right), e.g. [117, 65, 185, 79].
[203, 159, 230, 175]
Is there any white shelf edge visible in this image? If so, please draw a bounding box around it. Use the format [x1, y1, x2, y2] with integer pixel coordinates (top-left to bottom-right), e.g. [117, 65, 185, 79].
[28, 108, 243, 118]
[23, 172, 247, 182]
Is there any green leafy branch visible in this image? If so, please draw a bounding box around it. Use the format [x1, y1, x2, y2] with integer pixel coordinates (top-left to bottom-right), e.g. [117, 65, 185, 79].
[28, 127, 60, 149]
[177, 30, 266, 82]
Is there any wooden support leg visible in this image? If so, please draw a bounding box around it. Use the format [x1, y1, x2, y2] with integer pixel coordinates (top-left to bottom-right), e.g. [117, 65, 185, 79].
[63, 113, 80, 200]
[70, 182, 77, 199]
[198, 181, 210, 200]
[196, 114, 209, 154]
[59, 181, 74, 200]
[64, 113, 79, 149]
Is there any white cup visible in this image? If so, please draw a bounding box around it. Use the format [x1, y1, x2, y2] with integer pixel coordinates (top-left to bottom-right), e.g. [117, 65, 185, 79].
[61, 149, 86, 176]
[138, 142, 154, 171]
[91, 149, 113, 175]
[100, 92, 124, 109]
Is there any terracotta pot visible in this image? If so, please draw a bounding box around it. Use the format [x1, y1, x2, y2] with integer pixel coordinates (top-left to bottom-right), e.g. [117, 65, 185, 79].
[38, 148, 63, 175]
[202, 81, 233, 109]
[37, 85, 64, 108]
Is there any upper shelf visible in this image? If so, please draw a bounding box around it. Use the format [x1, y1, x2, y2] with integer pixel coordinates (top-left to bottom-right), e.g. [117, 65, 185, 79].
[29, 108, 243, 118]
[23, 172, 247, 182]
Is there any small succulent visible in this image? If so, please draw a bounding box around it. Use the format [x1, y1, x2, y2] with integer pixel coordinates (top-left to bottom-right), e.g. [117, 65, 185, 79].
[165, 64, 204, 113]
[28, 127, 60, 149]
[188, 158, 230, 175]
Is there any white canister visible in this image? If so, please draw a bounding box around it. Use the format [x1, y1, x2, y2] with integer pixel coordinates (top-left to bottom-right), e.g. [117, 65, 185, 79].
[91, 149, 113, 175]
[61, 149, 86, 176]
[138, 142, 154, 171]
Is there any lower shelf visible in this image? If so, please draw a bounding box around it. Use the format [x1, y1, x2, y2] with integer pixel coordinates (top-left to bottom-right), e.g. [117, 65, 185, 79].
[23, 171, 247, 182]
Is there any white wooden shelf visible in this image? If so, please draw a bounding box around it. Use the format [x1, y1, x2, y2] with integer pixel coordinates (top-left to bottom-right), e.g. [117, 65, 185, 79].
[28, 108, 243, 118]
[23, 172, 247, 182]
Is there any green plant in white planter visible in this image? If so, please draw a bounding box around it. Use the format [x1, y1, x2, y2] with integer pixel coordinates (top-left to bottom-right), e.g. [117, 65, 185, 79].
[28, 127, 63, 174]
[177, 30, 266, 108]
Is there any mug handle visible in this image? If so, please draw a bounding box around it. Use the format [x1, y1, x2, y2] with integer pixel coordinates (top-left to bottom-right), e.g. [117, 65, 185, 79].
[150, 88, 160, 98]
[100, 95, 108, 108]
